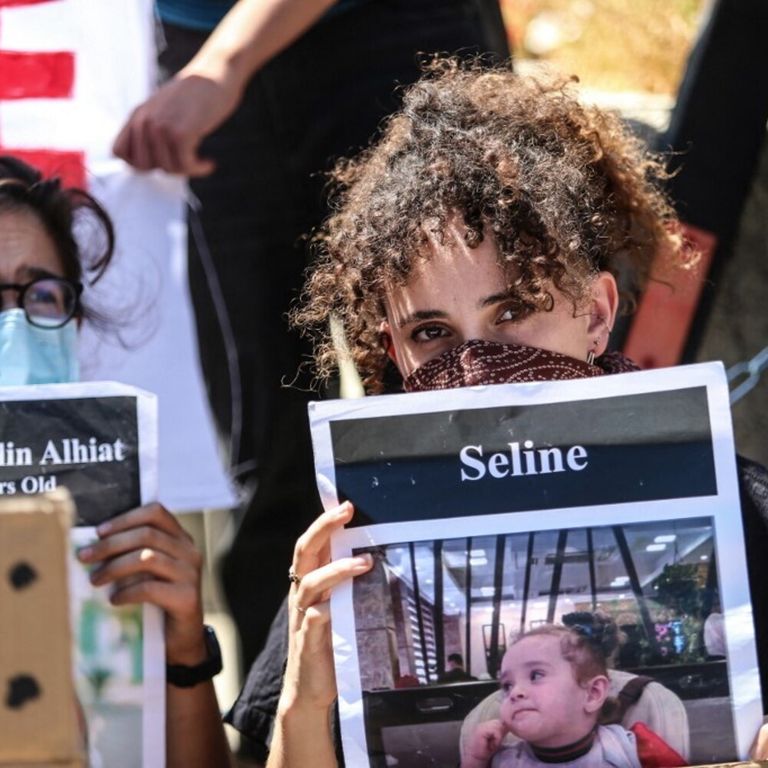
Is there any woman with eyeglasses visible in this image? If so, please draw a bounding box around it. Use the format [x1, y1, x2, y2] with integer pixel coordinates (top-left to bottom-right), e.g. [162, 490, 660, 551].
[0, 157, 111, 385]
[0, 156, 229, 767]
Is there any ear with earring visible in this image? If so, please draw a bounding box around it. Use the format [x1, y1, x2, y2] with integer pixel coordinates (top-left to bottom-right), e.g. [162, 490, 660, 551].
[586, 316, 612, 365]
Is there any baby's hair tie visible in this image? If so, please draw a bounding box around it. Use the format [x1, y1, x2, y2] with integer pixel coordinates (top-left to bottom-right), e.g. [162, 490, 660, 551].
[570, 622, 596, 639]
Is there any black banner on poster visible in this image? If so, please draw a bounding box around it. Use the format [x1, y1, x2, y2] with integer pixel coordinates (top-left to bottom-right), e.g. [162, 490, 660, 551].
[0, 383, 156, 525]
[330, 387, 715, 527]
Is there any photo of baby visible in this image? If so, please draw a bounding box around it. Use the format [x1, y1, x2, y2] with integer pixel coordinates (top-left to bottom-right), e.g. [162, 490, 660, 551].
[350, 516, 738, 767]
[462, 622, 686, 767]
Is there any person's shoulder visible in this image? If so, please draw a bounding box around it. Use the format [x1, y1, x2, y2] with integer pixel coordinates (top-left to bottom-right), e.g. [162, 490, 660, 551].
[598, 723, 635, 743]
[596, 724, 642, 768]
[737, 455, 768, 511]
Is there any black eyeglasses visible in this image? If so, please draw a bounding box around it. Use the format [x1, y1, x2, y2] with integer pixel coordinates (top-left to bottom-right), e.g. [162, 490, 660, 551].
[0, 277, 82, 329]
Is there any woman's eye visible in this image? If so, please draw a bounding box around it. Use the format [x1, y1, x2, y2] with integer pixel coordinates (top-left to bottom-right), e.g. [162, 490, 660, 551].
[411, 325, 449, 342]
[27, 288, 57, 305]
[497, 300, 533, 325]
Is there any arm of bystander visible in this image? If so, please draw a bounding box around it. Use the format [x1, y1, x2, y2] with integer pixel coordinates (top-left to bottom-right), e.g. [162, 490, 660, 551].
[77, 503, 231, 768]
[113, 0, 337, 176]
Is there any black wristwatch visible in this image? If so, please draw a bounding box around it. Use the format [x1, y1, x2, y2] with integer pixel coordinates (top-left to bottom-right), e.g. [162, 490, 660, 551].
[166, 625, 223, 688]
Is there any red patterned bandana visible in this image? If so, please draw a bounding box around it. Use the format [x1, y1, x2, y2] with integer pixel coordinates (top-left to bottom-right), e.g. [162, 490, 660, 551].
[402, 339, 640, 393]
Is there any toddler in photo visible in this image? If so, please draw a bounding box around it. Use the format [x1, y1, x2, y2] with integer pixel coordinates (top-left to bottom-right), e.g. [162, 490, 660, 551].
[462, 625, 687, 768]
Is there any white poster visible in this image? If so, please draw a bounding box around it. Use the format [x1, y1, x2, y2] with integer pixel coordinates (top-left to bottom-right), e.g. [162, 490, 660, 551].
[0, 0, 236, 511]
[310, 363, 761, 767]
[0, 380, 165, 766]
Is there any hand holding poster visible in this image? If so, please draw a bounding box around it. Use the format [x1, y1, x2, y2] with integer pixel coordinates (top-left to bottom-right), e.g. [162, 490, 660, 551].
[309, 363, 761, 767]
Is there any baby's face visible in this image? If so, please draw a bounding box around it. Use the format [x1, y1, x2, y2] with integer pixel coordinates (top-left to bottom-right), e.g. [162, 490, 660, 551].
[498, 635, 600, 749]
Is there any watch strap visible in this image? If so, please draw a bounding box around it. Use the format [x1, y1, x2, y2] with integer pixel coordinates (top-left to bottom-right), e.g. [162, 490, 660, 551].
[166, 625, 223, 688]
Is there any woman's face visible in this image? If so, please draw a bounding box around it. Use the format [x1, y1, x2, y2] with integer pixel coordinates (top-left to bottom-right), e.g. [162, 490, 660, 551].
[0, 207, 65, 291]
[382, 221, 618, 379]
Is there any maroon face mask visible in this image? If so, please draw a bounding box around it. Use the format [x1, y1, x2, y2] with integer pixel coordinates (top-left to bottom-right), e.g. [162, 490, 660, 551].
[402, 339, 640, 393]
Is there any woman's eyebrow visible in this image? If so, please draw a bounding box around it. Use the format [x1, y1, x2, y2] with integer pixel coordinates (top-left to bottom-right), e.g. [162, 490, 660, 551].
[19, 266, 61, 281]
[396, 309, 447, 328]
[479, 291, 514, 308]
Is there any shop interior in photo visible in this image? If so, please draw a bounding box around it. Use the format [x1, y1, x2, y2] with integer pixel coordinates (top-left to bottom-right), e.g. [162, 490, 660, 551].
[353, 516, 736, 767]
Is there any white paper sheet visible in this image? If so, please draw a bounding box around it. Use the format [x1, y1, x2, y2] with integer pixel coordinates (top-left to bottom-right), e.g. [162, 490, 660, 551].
[310, 363, 761, 766]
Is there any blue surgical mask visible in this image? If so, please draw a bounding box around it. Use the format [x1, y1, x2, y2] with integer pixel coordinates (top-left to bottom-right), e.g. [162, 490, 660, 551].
[0, 308, 79, 385]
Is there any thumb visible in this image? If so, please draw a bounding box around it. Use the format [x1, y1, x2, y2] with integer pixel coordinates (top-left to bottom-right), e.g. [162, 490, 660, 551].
[185, 157, 217, 178]
[177, 140, 216, 177]
[112, 120, 135, 163]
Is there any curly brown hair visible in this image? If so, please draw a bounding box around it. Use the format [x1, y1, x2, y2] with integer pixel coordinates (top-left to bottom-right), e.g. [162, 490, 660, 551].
[294, 59, 682, 393]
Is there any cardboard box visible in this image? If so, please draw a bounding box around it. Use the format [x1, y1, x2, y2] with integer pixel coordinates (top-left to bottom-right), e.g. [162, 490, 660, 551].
[0, 490, 84, 767]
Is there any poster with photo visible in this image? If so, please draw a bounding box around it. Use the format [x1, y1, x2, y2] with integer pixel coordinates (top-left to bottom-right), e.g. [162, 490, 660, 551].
[0, 381, 157, 525]
[309, 362, 761, 767]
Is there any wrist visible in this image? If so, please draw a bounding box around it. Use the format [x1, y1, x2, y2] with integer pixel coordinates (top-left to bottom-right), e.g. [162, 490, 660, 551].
[277, 691, 333, 722]
[166, 637, 207, 667]
[180, 44, 252, 97]
[166, 625, 222, 688]
[165, 616, 207, 665]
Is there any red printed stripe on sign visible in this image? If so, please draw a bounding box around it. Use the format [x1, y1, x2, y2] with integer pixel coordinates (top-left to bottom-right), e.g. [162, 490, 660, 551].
[0, 0, 58, 7]
[0, 51, 74, 99]
[0, 148, 86, 188]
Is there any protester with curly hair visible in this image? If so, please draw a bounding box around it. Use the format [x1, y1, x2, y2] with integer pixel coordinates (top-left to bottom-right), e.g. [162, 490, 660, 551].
[295, 60, 681, 393]
[260, 60, 768, 767]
